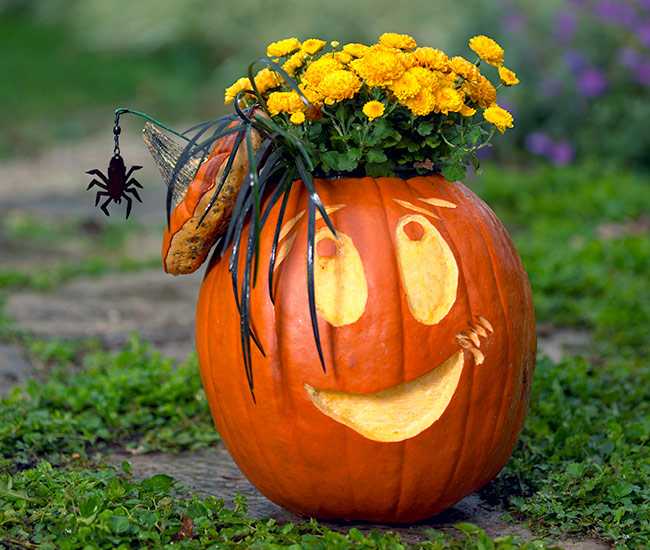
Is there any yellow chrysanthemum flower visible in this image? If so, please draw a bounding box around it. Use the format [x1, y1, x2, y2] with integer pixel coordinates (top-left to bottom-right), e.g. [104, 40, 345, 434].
[362, 100, 386, 121]
[334, 51, 353, 64]
[498, 65, 519, 86]
[266, 91, 305, 116]
[469, 35, 504, 67]
[302, 39, 327, 56]
[343, 43, 370, 58]
[406, 66, 438, 89]
[224, 77, 252, 105]
[434, 70, 457, 89]
[463, 76, 497, 108]
[290, 111, 306, 124]
[351, 50, 405, 87]
[254, 68, 280, 95]
[404, 87, 436, 116]
[318, 70, 363, 104]
[282, 51, 307, 76]
[299, 84, 324, 108]
[379, 32, 418, 50]
[398, 52, 419, 70]
[389, 70, 421, 101]
[448, 56, 481, 83]
[459, 104, 477, 117]
[303, 57, 345, 88]
[266, 37, 301, 57]
[483, 103, 514, 133]
[412, 47, 449, 71]
[434, 88, 465, 115]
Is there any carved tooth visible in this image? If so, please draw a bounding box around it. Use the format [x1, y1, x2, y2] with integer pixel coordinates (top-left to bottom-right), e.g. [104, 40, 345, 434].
[142, 123, 201, 211]
[469, 321, 488, 338]
[460, 329, 481, 347]
[475, 315, 494, 333]
[456, 336, 474, 350]
[469, 347, 485, 365]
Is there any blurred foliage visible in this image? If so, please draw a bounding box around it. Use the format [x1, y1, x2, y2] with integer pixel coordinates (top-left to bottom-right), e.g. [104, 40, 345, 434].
[0, 0, 464, 158]
[3, 0, 650, 169]
[457, 0, 650, 169]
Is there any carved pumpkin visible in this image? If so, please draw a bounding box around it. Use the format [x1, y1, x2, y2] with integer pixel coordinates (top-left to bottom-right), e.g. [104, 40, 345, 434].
[195, 173, 535, 523]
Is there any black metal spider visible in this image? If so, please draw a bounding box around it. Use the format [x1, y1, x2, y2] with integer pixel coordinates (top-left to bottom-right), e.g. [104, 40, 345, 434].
[86, 154, 143, 219]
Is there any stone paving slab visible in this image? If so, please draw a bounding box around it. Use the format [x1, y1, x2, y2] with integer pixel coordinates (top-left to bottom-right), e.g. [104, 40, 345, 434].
[6, 269, 203, 362]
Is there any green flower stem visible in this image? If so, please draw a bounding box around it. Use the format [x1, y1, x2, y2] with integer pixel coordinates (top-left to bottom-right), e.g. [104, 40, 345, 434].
[114, 108, 191, 142]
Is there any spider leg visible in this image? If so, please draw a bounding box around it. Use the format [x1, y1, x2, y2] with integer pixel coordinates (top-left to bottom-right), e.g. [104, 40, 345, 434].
[125, 186, 143, 203]
[94, 190, 110, 207]
[86, 170, 109, 184]
[124, 165, 143, 179]
[124, 195, 134, 219]
[100, 196, 113, 217]
[87, 178, 108, 191]
[126, 176, 143, 189]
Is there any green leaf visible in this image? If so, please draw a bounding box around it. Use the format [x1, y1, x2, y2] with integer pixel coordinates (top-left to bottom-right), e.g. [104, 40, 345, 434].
[417, 121, 435, 136]
[320, 151, 340, 172]
[110, 515, 131, 534]
[365, 148, 388, 164]
[441, 163, 466, 182]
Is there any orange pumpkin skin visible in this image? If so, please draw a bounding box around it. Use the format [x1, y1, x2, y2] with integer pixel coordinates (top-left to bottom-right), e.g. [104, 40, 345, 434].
[196, 174, 535, 522]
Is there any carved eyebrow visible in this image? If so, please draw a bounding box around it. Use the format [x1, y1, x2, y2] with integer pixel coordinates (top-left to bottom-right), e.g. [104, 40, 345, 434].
[278, 205, 346, 242]
[419, 198, 457, 209]
[393, 199, 441, 219]
[279, 210, 306, 241]
[316, 204, 345, 221]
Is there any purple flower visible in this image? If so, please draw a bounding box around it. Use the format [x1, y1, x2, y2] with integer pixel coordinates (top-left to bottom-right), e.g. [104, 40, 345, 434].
[639, 0, 650, 11]
[525, 134, 575, 165]
[555, 11, 578, 43]
[636, 21, 650, 48]
[618, 46, 643, 68]
[576, 66, 608, 97]
[503, 12, 527, 33]
[549, 140, 575, 166]
[564, 49, 588, 71]
[634, 58, 650, 85]
[525, 133, 554, 156]
[594, 0, 637, 27]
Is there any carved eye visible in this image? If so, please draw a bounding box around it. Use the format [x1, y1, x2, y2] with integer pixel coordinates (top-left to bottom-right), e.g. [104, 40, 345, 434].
[314, 227, 367, 327]
[394, 214, 459, 325]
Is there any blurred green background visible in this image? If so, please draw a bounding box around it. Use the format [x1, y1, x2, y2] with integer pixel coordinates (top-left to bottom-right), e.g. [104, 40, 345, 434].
[3, 0, 650, 169]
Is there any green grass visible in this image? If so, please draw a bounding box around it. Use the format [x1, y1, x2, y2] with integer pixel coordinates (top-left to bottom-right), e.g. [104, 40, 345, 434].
[0, 338, 217, 473]
[1, 161, 649, 548]
[472, 161, 650, 547]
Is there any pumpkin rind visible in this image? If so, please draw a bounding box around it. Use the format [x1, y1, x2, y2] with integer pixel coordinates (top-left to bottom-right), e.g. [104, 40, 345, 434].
[162, 125, 263, 275]
[196, 174, 535, 522]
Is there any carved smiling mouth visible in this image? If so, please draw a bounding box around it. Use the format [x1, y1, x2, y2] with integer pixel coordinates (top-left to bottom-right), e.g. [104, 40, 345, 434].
[304, 351, 464, 443]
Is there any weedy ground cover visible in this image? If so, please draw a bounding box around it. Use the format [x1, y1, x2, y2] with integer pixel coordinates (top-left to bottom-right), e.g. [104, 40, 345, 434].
[1, 161, 648, 548]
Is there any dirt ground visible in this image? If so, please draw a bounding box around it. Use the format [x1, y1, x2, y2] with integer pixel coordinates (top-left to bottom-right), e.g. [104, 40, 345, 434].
[0, 132, 606, 548]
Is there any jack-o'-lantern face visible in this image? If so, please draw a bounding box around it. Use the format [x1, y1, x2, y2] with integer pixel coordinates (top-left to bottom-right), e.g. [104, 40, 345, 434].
[196, 174, 535, 523]
[271, 194, 492, 443]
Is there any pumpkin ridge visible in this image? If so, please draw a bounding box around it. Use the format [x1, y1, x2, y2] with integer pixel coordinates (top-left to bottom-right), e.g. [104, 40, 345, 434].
[443, 182, 503, 489]
[480, 214, 532, 475]
[450, 180, 522, 481]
